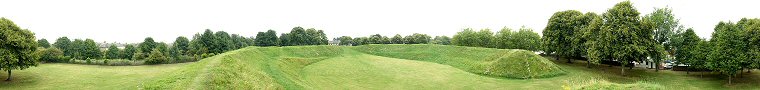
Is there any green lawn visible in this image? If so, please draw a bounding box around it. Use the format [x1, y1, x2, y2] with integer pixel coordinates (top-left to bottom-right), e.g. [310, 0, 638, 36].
[0, 63, 190, 90]
[3, 45, 760, 90]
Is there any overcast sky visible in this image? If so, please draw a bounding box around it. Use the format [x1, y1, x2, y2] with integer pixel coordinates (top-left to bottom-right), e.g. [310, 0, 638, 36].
[2, 0, 759, 43]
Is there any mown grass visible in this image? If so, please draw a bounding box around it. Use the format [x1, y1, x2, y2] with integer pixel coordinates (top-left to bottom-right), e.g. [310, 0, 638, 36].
[352, 44, 565, 78]
[5, 45, 760, 90]
[0, 63, 190, 90]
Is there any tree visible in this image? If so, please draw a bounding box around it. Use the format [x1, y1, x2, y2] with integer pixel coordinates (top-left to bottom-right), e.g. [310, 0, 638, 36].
[352, 37, 368, 46]
[391, 34, 404, 44]
[431, 36, 451, 45]
[123, 45, 137, 60]
[173, 36, 190, 54]
[674, 28, 700, 72]
[708, 21, 745, 84]
[514, 27, 542, 51]
[368, 34, 384, 44]
[542, 10, 582, 63]
[407, 33, 431, 44]
[644, 7, 681, 54]
[0, 18, 39, 81]
[37, 39, 50, 48]
[586, 1, 653, 75]
[255, 30, 279, 46]
[335, 36, 353, 46]
[494, 27, 514, 49]
[139, 37, 157, 53]
[105, 45, 121, 59]
[145, 48, 168, 64]
[36, 48, 66, 63]
[53, 37, 72, 56]
[70, 39, 84, 59]
[82, 39, 101, 59]
[214, 31, 233, 53]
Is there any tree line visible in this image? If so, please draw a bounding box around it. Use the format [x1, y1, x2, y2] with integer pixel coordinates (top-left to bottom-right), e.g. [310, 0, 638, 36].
[451, 26, 542, 51]
[332, 33, 451, 46]
[540, 1, 760, 84]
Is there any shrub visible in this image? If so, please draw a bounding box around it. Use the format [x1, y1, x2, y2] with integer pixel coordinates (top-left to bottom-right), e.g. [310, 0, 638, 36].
[145, 49, 169, 64]
[36, 48, 68, 63]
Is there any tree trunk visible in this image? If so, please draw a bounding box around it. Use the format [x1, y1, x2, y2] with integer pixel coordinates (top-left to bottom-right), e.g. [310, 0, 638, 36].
[621, 67, 626, 76]
[586, 60, 591, 68]
[687, 68, 690, 74]
[729, 76, 732, 85]
[567, 58, 572, 63]
[555, 55, 559, 61]
[655, 61, 659, 72]
[5, 70, 10, 81]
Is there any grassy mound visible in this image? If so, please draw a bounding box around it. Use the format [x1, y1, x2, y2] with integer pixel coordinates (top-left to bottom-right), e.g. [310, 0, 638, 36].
[352, 44, 565, 78]
[142, 46, 344, 89]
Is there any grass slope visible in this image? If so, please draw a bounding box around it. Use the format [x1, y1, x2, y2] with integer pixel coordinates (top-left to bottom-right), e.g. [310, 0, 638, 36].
[352, 44, 565, 78]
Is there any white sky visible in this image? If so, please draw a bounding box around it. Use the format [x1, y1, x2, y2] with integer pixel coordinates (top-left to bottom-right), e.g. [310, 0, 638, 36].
[2, 0, 759, 43]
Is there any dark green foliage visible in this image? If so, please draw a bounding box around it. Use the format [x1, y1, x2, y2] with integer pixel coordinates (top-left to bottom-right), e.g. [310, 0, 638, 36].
[279, 27, 328, 46]
[708, 21, 744, 84]
[405, 33, 431, 44]
[335, 36, 353, 46]
[0, 17, 39, 81]
[391, 34, 404, 44]
[106, 45, 121, 59]
[139, 37, 157, 53]
[145, 49, 168, 64]
[452, 28, 494, 48]
[35, 48, 68, 63]
[53, 37, 72, 56]
[123, 45, 137, 60]
[37, 39, 50, 48]
[352, 37, 368, 46]
[674, 29, 700, 66]
[585, 1, 654, 75]
[213, 31, 233, 53]
[173, 36, 190, 54]
[255, 30, 279, 46]
[82, 39, 101, 59]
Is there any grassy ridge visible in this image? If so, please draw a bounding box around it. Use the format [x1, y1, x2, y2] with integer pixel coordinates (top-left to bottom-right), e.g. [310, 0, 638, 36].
[352, 44, 565, 78]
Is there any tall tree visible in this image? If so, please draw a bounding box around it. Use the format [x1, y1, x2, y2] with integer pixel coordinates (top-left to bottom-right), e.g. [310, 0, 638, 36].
[139, 37, 157, 53]
[644, 8, 681, 54]
[335, 36, 353, 46]
[105, 45, 121, 59]
[123, 44, 137, 60]
[494, 27, 514, 49]
[708, 22, 745, 84]
[0, 18, 39, 81]
[214, 31, 233, 53]
[587, 1, 653, 75]
[53, 37, 72, 56]
[255, 30, 279, 46]
[674, 28, 700, 71]
[542, 10, 583, 63]
[37, 39, 50, 48]
[514, 27, 542, 51]
[391, 34, 404, 44]
[82, 39, 101, 59]
[172, 36, 190, 55]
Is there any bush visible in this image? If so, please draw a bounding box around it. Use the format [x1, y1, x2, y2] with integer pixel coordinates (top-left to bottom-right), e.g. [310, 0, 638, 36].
[36, 48, 69, 63]
[145, 49, 169, 64]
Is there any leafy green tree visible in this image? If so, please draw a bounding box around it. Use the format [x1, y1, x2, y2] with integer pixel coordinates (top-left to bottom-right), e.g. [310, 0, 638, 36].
[173, 36, 190, 54]
[0, 18, 39, 81]
[352, 37, 369, 46]
[199, 29, 216, 53]
[738, 18, 760, 73]
[255, 30, 279, 46]
[391, 34, 404, 44]
[494, 27, 514, 49]
[708, 22, 745, 84]
[139, 37, 157, 53]
[514, 27, 542, 51]
[586, 1, 654, 75]
[407, 33, 432, 44]
[82, 39, 101, 59]
[37, 39, 51, 48]
[368, 34, 384, 44]
[53, 37, 72, 56]
[105, 45, 121, 59]
[336, 36, 353, 46]
[145, 48, 168, 64]
[644, 7, 681, 54]
[214, 31, 233, 53]
[431, 36, 451, 45]
[70, 39, 84, 59]
[542, 10, 582, 63]
[123, 45, 137, 60]
[674, 28, 700, 71]
[36, 47, 66, 63]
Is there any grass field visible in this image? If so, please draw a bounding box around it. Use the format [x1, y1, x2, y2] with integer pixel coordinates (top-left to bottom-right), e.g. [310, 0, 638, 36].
[2, 44, 760, 90]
